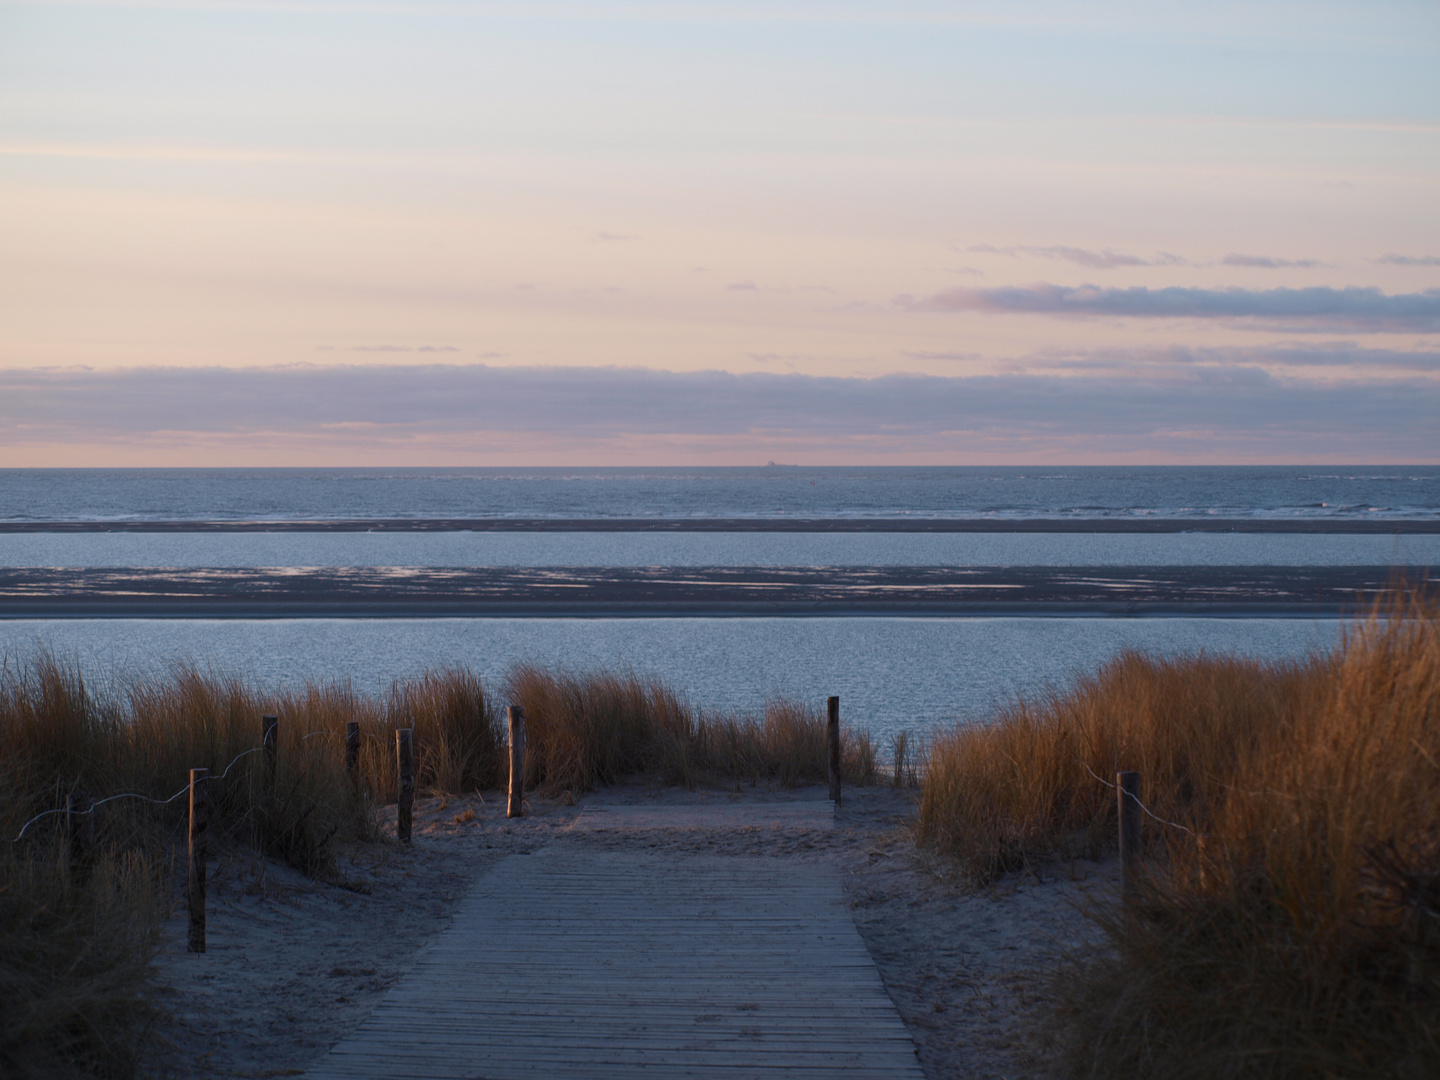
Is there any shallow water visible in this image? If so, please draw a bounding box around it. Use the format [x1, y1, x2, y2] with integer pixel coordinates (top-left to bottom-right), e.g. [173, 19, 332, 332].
[0, 616, 1340, 748]
[2, 465, 1414, 748]
[3, 530, 1435, 569]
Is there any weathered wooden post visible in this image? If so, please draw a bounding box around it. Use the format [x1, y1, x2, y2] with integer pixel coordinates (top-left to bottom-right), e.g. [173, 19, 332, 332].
[345, 721, 360, 781]
[188, 768, 208, 953]
[507, 705, 525, 819]
[827, 696, 841, 805]
[262, 714, 279, 783]
[396, 728, 415, 843]
[1118, 770, 1141, 899]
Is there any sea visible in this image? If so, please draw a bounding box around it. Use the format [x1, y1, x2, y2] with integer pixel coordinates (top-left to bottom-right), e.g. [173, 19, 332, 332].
[3, 466, 1437, 746]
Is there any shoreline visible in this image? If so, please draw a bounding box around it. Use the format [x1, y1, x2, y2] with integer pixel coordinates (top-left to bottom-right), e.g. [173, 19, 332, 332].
[1, 564, 1426, 619]
[3, 517, 1439, 534]
[0, 606, 1370, 619]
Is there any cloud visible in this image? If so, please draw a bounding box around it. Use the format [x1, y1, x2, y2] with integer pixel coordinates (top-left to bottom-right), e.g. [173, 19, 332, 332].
[967, 245, 1188, 269]
[1376, 254, 1440, 267]
[901, 283, 1440, 332]
[967, 246, 1331, 272]
[1, 360, 1435, 463]
[725, 281, 759, 291]
[1013, 343, 1440, 374]
[1222, 254, 1321, 268]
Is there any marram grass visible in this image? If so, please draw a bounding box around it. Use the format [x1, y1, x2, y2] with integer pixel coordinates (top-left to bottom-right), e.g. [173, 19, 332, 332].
[919, 591, 1440, 1079]
[14, 593, 1431, 1080]
[0, 655, 873, 1078]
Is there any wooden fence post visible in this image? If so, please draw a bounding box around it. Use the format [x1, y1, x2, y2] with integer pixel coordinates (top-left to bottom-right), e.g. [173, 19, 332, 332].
[507, 706, 525, 819]
[262, 715, 278, 783]
[345, 721, 360, 780]
[188, 768, 208, 953]
[396, 729, 415, 843]
[827, 696, 841, 805]
[1118, 770, 1141, 899]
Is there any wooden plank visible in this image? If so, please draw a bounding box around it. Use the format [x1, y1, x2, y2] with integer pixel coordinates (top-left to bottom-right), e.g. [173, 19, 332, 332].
[314, 1064, 906, 1080]
[304, 848, 924, 1079]
[322, 1045, 918, 1059]
[362, 1027, 917, 1042]
[569, 802, 833, 831]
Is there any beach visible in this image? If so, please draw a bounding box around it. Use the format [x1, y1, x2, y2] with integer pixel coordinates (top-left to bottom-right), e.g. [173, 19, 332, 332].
[7, 466, 1438, 1076]
[0, 564, 1416, 619]
[144, 783, 1106, 1079]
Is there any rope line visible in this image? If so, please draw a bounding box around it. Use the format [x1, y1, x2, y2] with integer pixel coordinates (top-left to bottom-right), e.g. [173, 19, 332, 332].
[1079, 759, 1118, 789]
[1079, 759, 1201, 837]
[6, 723, 362, 843]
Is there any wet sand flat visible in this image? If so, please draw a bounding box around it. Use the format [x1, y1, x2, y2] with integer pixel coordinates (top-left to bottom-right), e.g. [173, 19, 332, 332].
[1, 564, 1426, 617]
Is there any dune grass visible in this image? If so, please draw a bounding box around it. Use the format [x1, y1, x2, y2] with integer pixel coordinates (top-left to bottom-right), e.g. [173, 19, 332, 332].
[505, 663, 877, 793]
[918, 592, 1440, 1078]
[0, 655, 872, 1077]
[0, 656, 493, 1078]
[0, 838, 162, 1080]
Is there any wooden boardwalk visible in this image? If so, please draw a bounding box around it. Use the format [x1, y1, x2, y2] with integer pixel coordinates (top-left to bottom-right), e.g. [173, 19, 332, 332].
[305, 845, 924, 1079]
[568, 802, 834, 832]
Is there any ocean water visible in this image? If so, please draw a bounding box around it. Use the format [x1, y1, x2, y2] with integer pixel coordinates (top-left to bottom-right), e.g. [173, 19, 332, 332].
[3, 466, 1439, 522]
[2, 466, 1431, 743]
[3, 530, 1437, 568]
[0, 617, 1341, 747]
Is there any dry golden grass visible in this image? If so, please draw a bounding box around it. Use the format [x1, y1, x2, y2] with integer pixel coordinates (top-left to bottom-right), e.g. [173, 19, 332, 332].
[919, 592, 1440, 1078]
[0, 838, 161, 1080]
[506, 663, 878, 792]
[1, 657, 499, 875]
[1, 654, 874, 1077]
[0, 658, 497, 1079]
[917, 647, 1321, 882]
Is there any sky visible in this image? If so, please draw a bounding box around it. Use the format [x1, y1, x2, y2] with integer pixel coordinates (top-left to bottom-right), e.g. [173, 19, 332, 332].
[2, 0, 1438, 465]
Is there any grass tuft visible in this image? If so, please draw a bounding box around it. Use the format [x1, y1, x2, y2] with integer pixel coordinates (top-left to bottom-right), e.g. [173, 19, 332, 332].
[505, 664, 878, 792]
[918, 590, 1440, 1078]
[0, 837, 162, 1080]
[2, 654, 874, 1076]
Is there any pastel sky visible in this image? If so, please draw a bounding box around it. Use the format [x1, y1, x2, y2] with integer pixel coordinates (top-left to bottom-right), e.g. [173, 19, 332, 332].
[3, 0, 1438, 464]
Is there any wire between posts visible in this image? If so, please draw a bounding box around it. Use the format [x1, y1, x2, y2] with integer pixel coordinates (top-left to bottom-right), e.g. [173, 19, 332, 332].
[1078, 759, 1202, 838]
[7, 725, 350, 843]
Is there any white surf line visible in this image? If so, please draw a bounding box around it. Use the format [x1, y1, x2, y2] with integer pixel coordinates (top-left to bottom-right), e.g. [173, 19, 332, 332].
[304, 846, 924, 1079]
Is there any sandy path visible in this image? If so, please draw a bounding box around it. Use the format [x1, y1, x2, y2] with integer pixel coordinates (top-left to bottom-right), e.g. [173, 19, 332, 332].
[145, 784, 1108, 1079]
